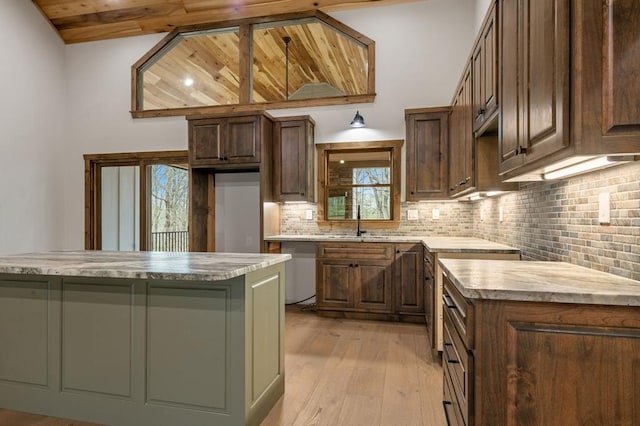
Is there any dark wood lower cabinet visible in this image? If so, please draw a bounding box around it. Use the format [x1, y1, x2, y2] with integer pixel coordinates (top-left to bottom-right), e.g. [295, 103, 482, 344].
[443, 275, 640, 425]
[316, 242, 424, 322]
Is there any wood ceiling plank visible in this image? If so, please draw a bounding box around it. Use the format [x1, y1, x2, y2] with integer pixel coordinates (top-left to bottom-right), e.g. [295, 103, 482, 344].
[34, 0, 419, 43]
[34, 0, 179, 19]
[50, 4, 186, 30]
[59, 21, 144, 44]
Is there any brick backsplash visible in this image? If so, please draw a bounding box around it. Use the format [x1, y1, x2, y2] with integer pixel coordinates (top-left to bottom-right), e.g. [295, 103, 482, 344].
[278, 161, 639, 281]
[279, 201, 473, 236]
[473, 161, 640, 281]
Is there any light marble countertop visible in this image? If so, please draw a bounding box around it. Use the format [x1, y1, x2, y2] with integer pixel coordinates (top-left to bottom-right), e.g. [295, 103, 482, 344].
[0, 251, 291, 281]
[421, 237, 520, 253]
[264, 234, 425, 243]
[264, 234, 520, 254]
[439, 258, 640, 306]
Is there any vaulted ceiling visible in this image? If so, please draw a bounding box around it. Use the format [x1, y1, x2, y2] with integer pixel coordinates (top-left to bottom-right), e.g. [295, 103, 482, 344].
[32, 0, 420, 44]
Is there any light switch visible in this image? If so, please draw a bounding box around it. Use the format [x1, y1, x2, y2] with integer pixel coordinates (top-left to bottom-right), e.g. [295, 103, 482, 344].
[499, 207, 504, 222]
[598, 192, 610, 224]
[305, 209, 313, 220]
[432, 209, 440, 220]
[407, 209, 419, 221]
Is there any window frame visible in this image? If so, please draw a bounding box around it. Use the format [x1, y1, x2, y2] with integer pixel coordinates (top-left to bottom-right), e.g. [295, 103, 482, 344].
[316, 140, 402, 230]
[130, 10, 375, 118]
[84, 151, 189, 250]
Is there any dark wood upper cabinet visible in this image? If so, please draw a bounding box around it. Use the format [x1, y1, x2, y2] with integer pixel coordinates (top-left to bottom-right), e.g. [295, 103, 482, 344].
[571, 0, 640, 154]
[188, 113, 273, 169]
[187, 112, 275, 253]
[449, 62, 474, 197]
[472, 1, 499, 133]
[273, 116, 315, 202]
[405, 107, 450, 200]
[499, 0, 570, 177]
[499, 0, 640, 181]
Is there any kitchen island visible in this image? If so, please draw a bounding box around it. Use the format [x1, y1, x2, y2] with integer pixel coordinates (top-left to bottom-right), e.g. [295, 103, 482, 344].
[438, 258, 640, 425]
[0, 251, 290, 426]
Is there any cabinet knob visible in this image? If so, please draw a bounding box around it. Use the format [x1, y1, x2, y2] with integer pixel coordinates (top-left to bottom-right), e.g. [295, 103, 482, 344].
[515, 146, 528, 156]
[459, 180, 466, 186]
[410, 191, 414, 195]
[349, 263, 354, 267]
[355, 264, 359, 268]
[396, 250, 400, 254]
[300, 192, 305, 196]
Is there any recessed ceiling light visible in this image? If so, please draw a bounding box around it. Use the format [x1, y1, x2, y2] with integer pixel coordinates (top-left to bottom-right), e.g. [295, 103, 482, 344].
[184, 77, 194, 87]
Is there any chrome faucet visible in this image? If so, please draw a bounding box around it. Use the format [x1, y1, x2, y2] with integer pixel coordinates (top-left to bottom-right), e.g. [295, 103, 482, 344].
[356, 205, 366, 237]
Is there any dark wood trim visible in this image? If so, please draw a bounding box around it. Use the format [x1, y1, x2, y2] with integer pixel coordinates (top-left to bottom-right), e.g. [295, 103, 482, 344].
[132, 94, 376, 119]
[130, 10, 376, 118]
[239, 23, 252, 105]
[83, 150, 188, 250]
[316, 140, 403, 231]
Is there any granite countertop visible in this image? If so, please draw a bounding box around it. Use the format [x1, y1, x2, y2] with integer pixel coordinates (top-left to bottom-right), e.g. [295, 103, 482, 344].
[421, 237, 520, 253]
[0, 251, 291, 281]
[264, 234, 425, 243]
[439, 258, 640, 306]
[265, 234, 520, 254]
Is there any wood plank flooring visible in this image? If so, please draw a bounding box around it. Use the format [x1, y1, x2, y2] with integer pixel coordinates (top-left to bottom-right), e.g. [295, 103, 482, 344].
[0, 307, 446, 426]
[262, 307, 446, 426]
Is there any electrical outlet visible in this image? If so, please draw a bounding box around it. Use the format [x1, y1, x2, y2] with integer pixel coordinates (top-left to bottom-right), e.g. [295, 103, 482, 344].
[599, 192, 610, 224]
[407, 209, 418, 221]
[432, 209, 440, 220]
[305, 209, 313, 220]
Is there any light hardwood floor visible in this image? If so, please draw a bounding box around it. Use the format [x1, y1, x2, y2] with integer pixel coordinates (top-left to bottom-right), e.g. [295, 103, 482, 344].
[0, 307, 446, 426]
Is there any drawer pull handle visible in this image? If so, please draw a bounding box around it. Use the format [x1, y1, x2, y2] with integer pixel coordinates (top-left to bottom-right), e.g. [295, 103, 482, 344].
[443, 343, 459, 364]
[443, 294, 456, 309]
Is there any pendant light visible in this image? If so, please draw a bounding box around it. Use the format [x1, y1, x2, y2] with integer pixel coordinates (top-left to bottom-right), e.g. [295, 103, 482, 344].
[350, 111, 365, 128]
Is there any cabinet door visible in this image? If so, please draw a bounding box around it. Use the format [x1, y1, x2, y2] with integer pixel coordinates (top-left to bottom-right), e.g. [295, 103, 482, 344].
[424, 253, 435, 348]
[394, 244, 424, 314]
[316, 259, 353, 309]
[574, 0, 640, 153]
[353, 260, 393, 313]
[449, 63, 473, 196]
[472, 42, 484, 129]
[274, 119, 314, 202]
[225, 116, 260, 164]
[189, 119, 225, 166]
[473, 2, 498, 132]
[406, 109, 449, 200]
[500, 0, 570, 174]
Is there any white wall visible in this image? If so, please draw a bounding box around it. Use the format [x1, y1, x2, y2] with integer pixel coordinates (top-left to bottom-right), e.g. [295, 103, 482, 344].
[0, 0, 476, 252]
[58, 0, 476, 250]
[474, 0, 493, 33]
[0, 1, 66, 254]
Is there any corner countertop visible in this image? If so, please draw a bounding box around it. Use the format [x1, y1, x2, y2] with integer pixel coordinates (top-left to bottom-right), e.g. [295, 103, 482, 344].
[421, 237, 520, 254]
[0, 251, 291, 282]
[264, 234, 520, 254]
[439, 258, 640, 306]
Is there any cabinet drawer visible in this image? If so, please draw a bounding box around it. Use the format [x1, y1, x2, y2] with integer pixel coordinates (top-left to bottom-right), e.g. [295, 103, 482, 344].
[443, 311, 471, 425]
[317, 243, 394, 260]
[443, 275, 474, 348]
[443, 361, 466, 426]
[424, 248, 435, 274]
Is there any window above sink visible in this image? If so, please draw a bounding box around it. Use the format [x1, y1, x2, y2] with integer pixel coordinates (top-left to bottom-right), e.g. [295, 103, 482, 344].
[317, 140, 402, 230]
